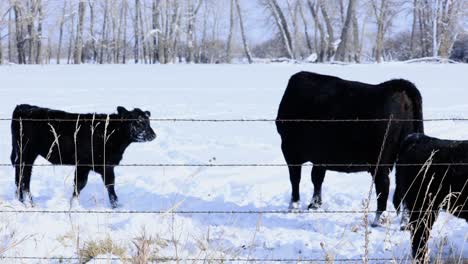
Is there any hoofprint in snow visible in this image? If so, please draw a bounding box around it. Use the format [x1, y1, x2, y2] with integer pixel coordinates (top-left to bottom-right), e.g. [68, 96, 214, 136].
[0, 63, 466, 262]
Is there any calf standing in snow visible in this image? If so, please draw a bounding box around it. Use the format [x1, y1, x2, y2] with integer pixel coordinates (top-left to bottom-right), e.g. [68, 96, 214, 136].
[11, 104, 156, 208]
[393, 133, 467, 262]
[276, 72, 424, 226]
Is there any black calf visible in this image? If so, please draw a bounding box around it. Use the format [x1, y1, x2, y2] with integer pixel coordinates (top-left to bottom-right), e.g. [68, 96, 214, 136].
[11, 104, 156, 208]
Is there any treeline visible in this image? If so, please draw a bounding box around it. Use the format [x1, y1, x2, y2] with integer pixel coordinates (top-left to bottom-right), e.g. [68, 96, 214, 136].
[0, 0, 466, 65]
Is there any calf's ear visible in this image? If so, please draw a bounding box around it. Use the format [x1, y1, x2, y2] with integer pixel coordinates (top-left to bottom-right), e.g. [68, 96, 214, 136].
[145, 111, 151, 117]
[117, 106, 129, 115]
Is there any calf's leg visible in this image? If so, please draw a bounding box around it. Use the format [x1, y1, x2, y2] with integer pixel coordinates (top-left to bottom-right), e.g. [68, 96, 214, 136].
[14, 154, 37, 205]
[309, 166, 326, 209]
[72, 167, 91, 199]
[411, 211, 437, 263]
[98, 168, 119, 208]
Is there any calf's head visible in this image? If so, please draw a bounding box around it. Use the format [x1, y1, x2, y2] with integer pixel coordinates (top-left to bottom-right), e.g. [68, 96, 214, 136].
[117, 106, 156, 142]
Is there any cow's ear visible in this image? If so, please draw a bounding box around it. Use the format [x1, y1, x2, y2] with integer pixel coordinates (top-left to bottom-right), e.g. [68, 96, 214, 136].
[117, 106, 129, 116]
[145, 111, 151, 117]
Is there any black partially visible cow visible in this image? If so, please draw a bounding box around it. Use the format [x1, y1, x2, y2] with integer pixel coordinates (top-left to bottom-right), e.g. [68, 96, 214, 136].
[11, 104, 156, 208]
[276, 71, 424, 226]
[393, 133, 468, 262]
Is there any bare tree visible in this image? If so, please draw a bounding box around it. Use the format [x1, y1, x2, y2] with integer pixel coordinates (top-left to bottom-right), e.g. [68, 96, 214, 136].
[318, 0, 335, 60]
[187, 0, 203, 63]
[235, 0, 253, 63]
[99, 0, 108, 64]
[74, 0, 86, 64]
[335, 0, 358, 61]
[57, 0, 67, 64]
[122, 0, 128, 63]
[370, 0, 401, 62]
[307, 0, 326, 61]
[226, 0, 235, 63]
[13, 1, 26, 64]
[298, 0, 313, 54]
[266, 0, 295, 59]
[35, 0, 43, 64]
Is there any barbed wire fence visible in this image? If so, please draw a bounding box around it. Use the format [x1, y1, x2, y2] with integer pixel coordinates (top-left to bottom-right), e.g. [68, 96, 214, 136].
[1, 117, 467, 263]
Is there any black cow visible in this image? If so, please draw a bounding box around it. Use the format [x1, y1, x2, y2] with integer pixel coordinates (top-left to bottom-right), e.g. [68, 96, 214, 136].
[276, 71, 424, 226]
[11, 104, 156, 208]
[393, 133, 468, 261]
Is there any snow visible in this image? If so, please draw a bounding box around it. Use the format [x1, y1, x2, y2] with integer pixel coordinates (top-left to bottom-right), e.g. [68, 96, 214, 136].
[0, 63, 467, 263]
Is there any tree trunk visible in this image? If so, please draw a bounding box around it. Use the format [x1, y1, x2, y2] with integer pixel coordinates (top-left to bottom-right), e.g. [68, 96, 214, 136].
[8, 10, 13, 63]
[27, 0, 35, 64]
[35, 0, 43, 64]
[286, 0, 300, 58]
[351, 7, 360, 62]
[235, 0, 252, 63]
[122, 0, 128, 64]
[187, 0, 202, 63]
[67, 11, 75, 64]
[138, 0, 147, 63]
[226, 0, 235, 63]
[267, 0, 294, 59]
[99, 0, 108, 64]
[307, 0, 326, 62]
[74, 1, 86, 64]
[134, 0, 141, 63]
[410, 0, 418, 57]
[13, 3, 26, 64]
[152, 0, 161, 63]
[335, 0, 358, 61]
[298, 0, 313, 54]
[57, 0, 67, 64]
[319, 0, 335, 60]
[88, 0, 97, 62]
[437, 0, 462, 58]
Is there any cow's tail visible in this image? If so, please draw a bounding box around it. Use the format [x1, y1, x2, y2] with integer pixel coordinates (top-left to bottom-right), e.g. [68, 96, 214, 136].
[10, 105, 25, 165]
[402, 80, 424, 134]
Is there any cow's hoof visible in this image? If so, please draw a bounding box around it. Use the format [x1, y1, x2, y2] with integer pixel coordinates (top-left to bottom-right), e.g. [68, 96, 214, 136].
[399, 211, 410, 231]
[289, 200, 300, 211]
[308, 203, 320, 210]
[110, 201, 121, 209]
[69, 197, 80, 209]
[24, 192, 35, 207]
[371, 213, 383, 227]
[308, 197, 322, 210]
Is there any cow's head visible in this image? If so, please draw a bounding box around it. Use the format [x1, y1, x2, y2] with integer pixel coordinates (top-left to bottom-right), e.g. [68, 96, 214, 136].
[117, 106, 156, 142]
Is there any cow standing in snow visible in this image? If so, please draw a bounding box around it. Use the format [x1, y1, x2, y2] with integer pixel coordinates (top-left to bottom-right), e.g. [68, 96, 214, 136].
[393, 133, 468, 262]
[276, 71, 424, 226]
[11, 104, 156, 208]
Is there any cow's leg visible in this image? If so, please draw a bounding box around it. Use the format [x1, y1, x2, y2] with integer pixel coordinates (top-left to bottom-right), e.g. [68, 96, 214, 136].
[309, 166, 326, 210]
[411, 211, 437, 263]
[372, 169, 390, 227]
[399, 203, 411, 231]
[72, 167, 91, 199]
[99, 168, 119, 208]
[288, 165, 302, 210]
[281, 141, 303, 210]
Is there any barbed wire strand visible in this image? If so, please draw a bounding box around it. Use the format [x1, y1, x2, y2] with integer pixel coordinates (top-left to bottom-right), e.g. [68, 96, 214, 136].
[4, 162, 468, 167]
[1, 256, 462, 262]
[2, 117, 468, 122]
[0, 209, 466, 214]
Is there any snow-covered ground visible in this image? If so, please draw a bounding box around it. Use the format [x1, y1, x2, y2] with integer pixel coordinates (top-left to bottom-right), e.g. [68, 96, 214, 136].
[0, 63, 467, 263]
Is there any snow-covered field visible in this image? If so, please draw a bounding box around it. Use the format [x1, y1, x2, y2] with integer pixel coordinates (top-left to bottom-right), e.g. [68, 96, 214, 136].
[0, 63, 467, 263]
